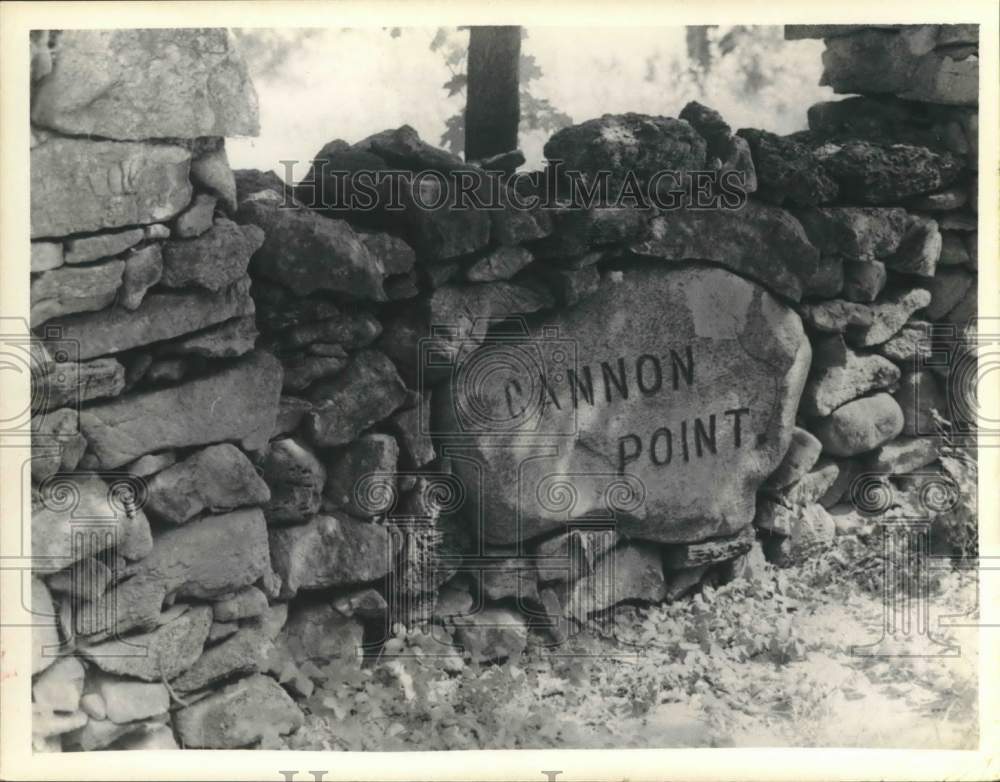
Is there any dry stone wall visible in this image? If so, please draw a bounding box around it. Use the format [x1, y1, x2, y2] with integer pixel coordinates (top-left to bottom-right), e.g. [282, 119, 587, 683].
[29, 25, 978, 749]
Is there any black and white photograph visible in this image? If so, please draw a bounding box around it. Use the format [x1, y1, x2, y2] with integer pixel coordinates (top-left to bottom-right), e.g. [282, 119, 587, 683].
[1, 1, 996, 779]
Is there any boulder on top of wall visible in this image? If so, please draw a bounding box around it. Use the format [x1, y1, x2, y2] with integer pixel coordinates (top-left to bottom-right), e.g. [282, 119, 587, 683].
[31, 136, 192, 238]
[630, 200, 819, 301]
[304, 349, 408, 448]
[31, 29, 259, 140]
[543, 113, 707, 195]
[43, 275, 256, 361]
[736, 128, 838, 206]
[78, 350, 282, 468]
[268, 513, 398, 597]
[819, 28, 977, 106]
[434, 266, 811, 546]
[146, 443, 271, 525]
[812, 392, 905, 457]
[792, 208, 908, 262]
[161, 218, 265, 292]
[678, 101, 757, 192]
[237, 190, 386, 300]
[814, 141, 964, 204]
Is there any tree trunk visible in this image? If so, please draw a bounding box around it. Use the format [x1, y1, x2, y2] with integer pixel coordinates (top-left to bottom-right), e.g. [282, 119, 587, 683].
[464, 26, 521, 161]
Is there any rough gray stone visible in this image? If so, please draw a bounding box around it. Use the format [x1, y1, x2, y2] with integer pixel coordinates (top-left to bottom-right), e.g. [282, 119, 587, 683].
[173, 674, 302, 748]
[31, 29, 259, 139]
[30, 259, 125, 327]
[631, 201, 819, 301]
[63, 228, 145, 265]
[269, 513, 398, 597]
[847, 287, 931, 347]
[161, 218, 265, 292]
[304, 350, 408, 448]
[434, 266, 811, 545]
[146, 443, 271, 524]
[324, 433, 399, 517]
[261, 437, 326, 525]
[43, 275, 256, 360]
[764, 427, 823, 490]
[78, 350, 281, 468]
[812, 393, 905, 456]
[800, 342, 901, 417]
[174, 193, 218, 238]
[31, 137, 191, 238]
[119, 245, 163, 311]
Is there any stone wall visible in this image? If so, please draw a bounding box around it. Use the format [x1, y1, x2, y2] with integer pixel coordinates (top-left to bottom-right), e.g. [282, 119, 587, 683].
[28, 25, 977, 750]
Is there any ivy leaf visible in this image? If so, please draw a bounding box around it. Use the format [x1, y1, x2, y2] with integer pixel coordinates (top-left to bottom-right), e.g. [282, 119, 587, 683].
[443, 73, 468, 97]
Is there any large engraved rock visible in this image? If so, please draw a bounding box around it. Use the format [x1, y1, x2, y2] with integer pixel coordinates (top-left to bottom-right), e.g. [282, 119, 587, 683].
[79, 350, 282, 468]
[433, 266, 811, 545]
[31, 29, 259, 140]
[31, 136, 191, 238]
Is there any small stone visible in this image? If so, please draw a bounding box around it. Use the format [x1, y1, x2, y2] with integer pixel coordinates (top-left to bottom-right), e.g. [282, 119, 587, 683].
[465, 246, 534, 282]
[281, 351, 348, 393]
[842, 260, 887, 303]
[268, 513, 398, 597]
[384, 270, 420, 300]
[92, 674, 169, 724]
[261, 437, 326, 525]
[213, 586, 269, 622]
[147, 443, 271, 524]
[161, 218, 265, 292]
[119, 244, 163, 311]
[452, 608, 528, 663]
[63, 228, 144, 265]
[802, 254, 844, 298]
[800, 341, 901, 417]
[332, 587, 388, 618]
[886, 215, 941, 277]
[877, 321, 933, 365]
[271, 396, 311, 439]
[663, 565, 711, 601]
[938, 233, 971, 266]
[174, 193, 218, 238]
[773, 457, 843, 506]
[358, 231, 416, 275]
[192, 145, 238, 214]
[566, 543, 667, 618]
[280, 604, 364, 665]
[924, 268, 974, 321]
[32, 242, 63, 272]
[799, 300, 873, 333]
[866, 436, 940, 475]
[323, 433, 399, 517]
[765, 428, 822, 489]
[67, 716, 167, 751]
[144, 224, 171, 241]
[847, 287, 931, 346]
[209, 621, 240, 643]
[173, 674, 303, 748]
[792, 207, 907, 261]
[895, 370, 949, 436]
[170, 628, 269, 692]
[812, 393, 905, 456]
[387, 401, 436, 469]
[907, 186, 968, 211]
[80, 606, 213, 681]
[31, 259, 125, 327]
[663, 524, 756, 570]
[35, 355, 126, 411]
[79, 693, 106, 721]
[33, 656, 85, 713]
[30, 408, 87, 482]
[158, 315, 259, 359]
[304, 350, 409, 448]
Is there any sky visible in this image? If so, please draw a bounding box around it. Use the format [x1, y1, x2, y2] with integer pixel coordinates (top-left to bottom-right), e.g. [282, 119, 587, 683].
[226, 27, 832, 181]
